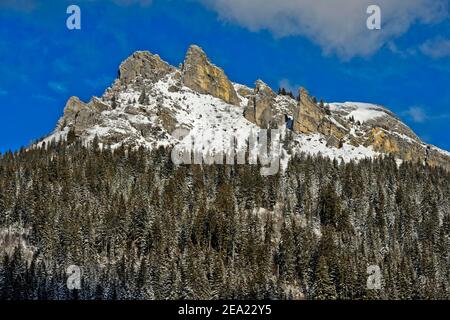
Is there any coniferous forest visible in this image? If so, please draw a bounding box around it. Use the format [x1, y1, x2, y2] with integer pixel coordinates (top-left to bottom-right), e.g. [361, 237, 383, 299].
[0, 138, 448, 300]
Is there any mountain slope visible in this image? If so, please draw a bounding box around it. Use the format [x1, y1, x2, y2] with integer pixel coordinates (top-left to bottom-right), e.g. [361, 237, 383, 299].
[3, 45, 449, 301]
[36, 45, 450, 171]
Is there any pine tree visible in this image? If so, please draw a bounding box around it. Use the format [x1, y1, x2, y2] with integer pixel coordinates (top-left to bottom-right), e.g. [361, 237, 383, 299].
[111, 95, 118, 109]
[67, 127, 77, 145]
[0, 138, 448, 299]
[313, 255, 336, 299]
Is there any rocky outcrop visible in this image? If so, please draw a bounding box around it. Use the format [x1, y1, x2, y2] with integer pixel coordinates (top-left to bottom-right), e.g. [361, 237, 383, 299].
[157, 107, 178, 134]
[364, 113, 420, 143]
[58, 96, 86, 127]
[235, 84, 253, 98]
[292, 88, 347, 145]
[362, 126, 450, 171]
[90, 97, 111, 113]
[118, 51, 174, 84]
[426, 148, 450, 171]
[42, 45, 450, 171]
[365, 127, 400, 153]
[58, 96, 111, 136]
[244, 80, 278, 128]
[293, 88, 324, 134]
[181, 45, 240, 105]
[318, 120, 347, 140]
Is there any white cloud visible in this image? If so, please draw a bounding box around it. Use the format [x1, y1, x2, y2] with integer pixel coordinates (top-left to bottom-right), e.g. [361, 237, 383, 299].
[386, 41, 418, 58]
[0, 0, 37, 11]
[113, 0, 153, 6]
[0, 0, 153, 11]
[200, 0, 448, 59]
[278, 78, 300, 94]
[404, 107, 427, 123]
[403, 106, 450, 123]
[420, 37, 450, 59]
[32, 94, 57, 102]
[48, 81, 68, 94]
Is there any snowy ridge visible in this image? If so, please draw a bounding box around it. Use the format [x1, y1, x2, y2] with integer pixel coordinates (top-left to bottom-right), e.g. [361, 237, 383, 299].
[39, 72, 383, 170]
[292, 133, 379, 162]
[36, 47, 450, 172]
[328, 102, 391, 123]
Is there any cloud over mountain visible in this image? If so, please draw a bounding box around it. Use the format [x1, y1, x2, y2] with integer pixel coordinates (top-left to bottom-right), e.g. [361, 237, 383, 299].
[420, 37, 450, 59]
[200, 0, 448, 59]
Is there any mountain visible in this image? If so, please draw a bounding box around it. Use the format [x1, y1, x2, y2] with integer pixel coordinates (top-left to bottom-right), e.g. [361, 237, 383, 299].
[1, 45, 449, 300]
[36, 45, 450, 171]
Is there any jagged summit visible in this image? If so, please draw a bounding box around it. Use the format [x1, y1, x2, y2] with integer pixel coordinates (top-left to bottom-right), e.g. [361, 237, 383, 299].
[181, 44, 241, 105]
[36, 44, 450, 170]
[118, 50, 174, 84]
[243, 80, 278, 128]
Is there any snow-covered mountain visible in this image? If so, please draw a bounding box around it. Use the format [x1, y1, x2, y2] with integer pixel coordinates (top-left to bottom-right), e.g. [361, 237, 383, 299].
[36, 45, 450, 170]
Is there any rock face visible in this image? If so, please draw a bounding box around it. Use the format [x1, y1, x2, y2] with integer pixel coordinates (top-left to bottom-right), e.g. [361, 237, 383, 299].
[366, 127, 400, 153]
[292, 88, 347, 143]
[58, 96, 86, 128]
[361, 126, 450, 170]
[41, 44, 450, 172]
[293, 88, 324, 134]
[235, 85, 253, 98]
[244, 80, 277, 128]
[181, 45, 240, 105]
[58, 96, 112, 136]
[90, 97, 111, 113]
[426, 147, 450, 169]
[118, 51, 174, 84]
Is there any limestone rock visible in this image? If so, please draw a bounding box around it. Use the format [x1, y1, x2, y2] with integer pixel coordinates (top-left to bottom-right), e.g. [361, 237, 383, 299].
[365, 127, 400, 153]
[318, 120, 347, 140]
[363, 127, 448, 169]
[158, 108, 178, 133]
[292, 88, 348, 141]
[118, 51, 174, 84]
[59, 96, 86, 125]
[124, 105, 141, 115]
[58, 96, 90, 132]
[90, 97, 111, 113]
[244, 80, 278, 128]
[426, 147, 450, 171]
[235, 85, 254, 98]
[58, 96, 109, 136]
[42, 45, 450, 172]
[293, 88, 325, 134]
[181, 45, 240, 105]
[326, 136, 341, 148]
[364, 113, 419, 143]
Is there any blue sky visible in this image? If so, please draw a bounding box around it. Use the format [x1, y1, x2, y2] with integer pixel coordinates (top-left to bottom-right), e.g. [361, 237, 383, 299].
[0, 0, 449, 153]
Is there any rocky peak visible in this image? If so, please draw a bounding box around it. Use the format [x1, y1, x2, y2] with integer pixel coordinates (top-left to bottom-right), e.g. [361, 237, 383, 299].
[244, 80, 279, 128]
[57, 95, 112, 135]
[298, 87, 309, 101]
[57, 96, 86, 129]
[118, 50, 174, 84]
[181, 45, 240, 105]
[40, 45, 450, 172]
[291, 87, 348, 147]
[255, 79, 276, 97]
[293, 87, 325, 134]
[63, 96, 85, 115]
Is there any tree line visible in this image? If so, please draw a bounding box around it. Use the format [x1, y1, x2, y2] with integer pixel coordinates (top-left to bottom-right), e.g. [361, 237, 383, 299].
[0, 138, 448, 299]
